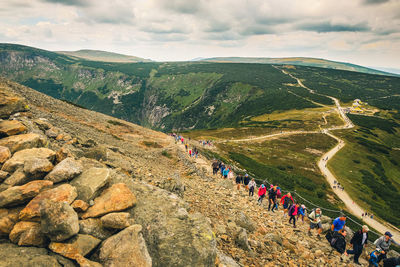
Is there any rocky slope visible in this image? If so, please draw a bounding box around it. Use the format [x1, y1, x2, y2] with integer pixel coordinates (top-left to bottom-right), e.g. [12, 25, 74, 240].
[0, 78, 398, 267]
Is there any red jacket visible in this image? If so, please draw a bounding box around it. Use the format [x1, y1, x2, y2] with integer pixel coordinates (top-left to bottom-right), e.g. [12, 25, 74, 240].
[289, 205, 299, 216]
[280, 194, 294, 205]
[258, 186, 267, 197]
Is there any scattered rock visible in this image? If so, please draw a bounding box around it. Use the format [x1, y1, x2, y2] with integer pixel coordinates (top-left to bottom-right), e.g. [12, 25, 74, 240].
[235, 211, 256, 232]
[40, 199, 79, 242]
[3, 167, 28, 186]
[218, 179, 234, 189]
[0, 87, 27, 119]
[45, 127, 61, 139]
[235, 227, 251, 251]
[0, 207, 21, 237]
[71, 167, 111, 202]
[1, 147, 55, 173]
[71, 199, 89, 212]
[0, 170, 8, 180]
[0, 146, 11, 164]
[0, 180, 53, 208]
[0, 120, 27, 136]
[82, 183, 136, 219]
[265, 233, 283, 246]
[216, 251, 240, 267]
[49, 234, 101, 261]
[101, 212, 131, 229]
[9, 221, 46, 247]
[23, 157, 54, 178]
[0, 133, 44, 153]
[19, 184, 77, 221]
[34, 118, 52, 131]
[45, 157, 83, 183]
[158, 173, 185, 197]
[99, 224, 152, 267]
[79, 218, 116, 240]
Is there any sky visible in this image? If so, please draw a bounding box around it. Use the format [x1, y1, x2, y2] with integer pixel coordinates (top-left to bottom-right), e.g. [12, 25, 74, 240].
[1, 0, 400, 69]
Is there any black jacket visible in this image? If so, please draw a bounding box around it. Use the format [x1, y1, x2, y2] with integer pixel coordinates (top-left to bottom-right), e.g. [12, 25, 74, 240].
[383, 257, 400, 267]
[331, 231, 347, 254]
[268, 188, 277, 199]
[350, 230, 368, 246]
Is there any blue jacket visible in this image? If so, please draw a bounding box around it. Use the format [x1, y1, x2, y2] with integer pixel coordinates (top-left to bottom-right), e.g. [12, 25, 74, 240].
[298, 207, 305, 216]
[369, 251, 379, 267]
[332, 217, 346, 231]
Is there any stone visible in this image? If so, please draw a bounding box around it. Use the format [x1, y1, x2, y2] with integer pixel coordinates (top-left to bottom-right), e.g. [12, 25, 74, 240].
[82, 183, 136, 219]
[216, 251, 240, 267]
[321, 215, 332, 224]
[71, 199, 89, 212]
[79, 218, 116, 240]
[0, 170, 8, 180]
[23, 157, 54, 178]
[71, 167, 111, 202]
[0, 120, 27, 136]
[34, 118, 52, 131]
[76, 257, 103, 267]
[56, 146, 73, 163]
[40, 199, 79, 242]
[265, 233, 283, 246]
[49, 234, 101, 260]
[234, 211, 256, 232]
[0, 180, 53, 208]
[0, 133, 43, 153]
[0, 146, 11, 164]
[282, 239, 296, 253]
[9, 221, 46, 247]
[45, 157, 83, 183]
[158, 173, 185, 197]
[0, 242, 75, 267]
[235, 227, 251, 251]
[101, 212, 131, 229]
[99, 224, 152, 267]
[0, 207, 21, 237]
[3, 167, 28, 186]
[0, 87, 27, 119]
[19, 184, 77, 221]
[45, 127, 60, 139]
[218, 179, 234, 189]
[1, 147, 55, 173]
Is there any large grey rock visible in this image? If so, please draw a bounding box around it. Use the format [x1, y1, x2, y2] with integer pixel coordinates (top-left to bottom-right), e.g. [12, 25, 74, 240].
[129, 181, 217, 267]
[40, 199, 79, 242]
[23, 157, 54, 178]
[3, 167, 28, 186]
[0, 242, 75, 267]
[217, 251, 240, 267]
[235, 211, 256, 232]
[235, 227, 251, 251]
[321, 215, 332, 224]
[158, 173, 185, 197]
[99, 224, 152, 267]
[100, 212, 131, 229]
[0, 133, 44, 153]
[71, 167, 110, 202]
[79, 218, 116, 240]
[45, 157, 83, 183]
[49, 234, 101, 260]
[1, 147, 55, 173]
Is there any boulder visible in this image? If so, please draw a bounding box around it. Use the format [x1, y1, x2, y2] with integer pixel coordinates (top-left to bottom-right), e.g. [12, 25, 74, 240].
[79, 218, 116, 240]
[76, 257, 103, 267]
[158, 173, 185, 197]
[0, 242, 75, 267]
[40, 199, 79, 242]
[3, 167, 28, 186]
[71, 199, 89, 212]
[216, 251, 240, 267]
[71, 167, 110, 202]
[265, 233, 283, 246]
[0, 180, 53, 208]
[0, 87, 27, 119]
[56, 144, 84, 163]
[49, 234, 101, 260]
[321, 215, 332, 224]
[0, 120, 27, 136]
[82, 183, 136, 219]
[45, 127, 61, 139]
[34, 118, 52, 131]
[9, 221, 46, 247]
[0, 207, 21, 237]
[0, 146, 11, 164]
[101, 212, 131, 229]
[0, 133, 44, 153]
[45, 157, 83, 183]
[99, 224, 152, 267]
[234, 211, 256, 232]
[1, 147, 55, 173]
[0, 170, 8, 180]
[19, 184, 77, 221]
[23, 157, 54, 178]
[235, 227, 251, 251]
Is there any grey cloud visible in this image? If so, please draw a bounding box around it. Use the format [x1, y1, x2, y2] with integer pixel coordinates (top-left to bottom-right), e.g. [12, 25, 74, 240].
[41, 0, 88, 6]
[204, 21, 231, 33]
[363, 0, 390, 4]
[240, 25, 274, 36]
[162, 0, 203, 14]
[298, 22, 370, 33]
[255, 16, 294, 26]
[205, 32, 243, 41]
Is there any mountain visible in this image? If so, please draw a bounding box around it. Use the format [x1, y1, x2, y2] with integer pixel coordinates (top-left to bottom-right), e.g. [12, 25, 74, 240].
[57, 49, 152, 63]
[202, 57, 399, 77]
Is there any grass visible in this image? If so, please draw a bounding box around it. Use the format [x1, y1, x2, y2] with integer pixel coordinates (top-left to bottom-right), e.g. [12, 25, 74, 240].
[142, 141, 162, 148]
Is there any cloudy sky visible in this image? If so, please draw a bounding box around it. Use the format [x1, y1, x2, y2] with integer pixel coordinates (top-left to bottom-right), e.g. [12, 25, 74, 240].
[1, 0, 400, 68]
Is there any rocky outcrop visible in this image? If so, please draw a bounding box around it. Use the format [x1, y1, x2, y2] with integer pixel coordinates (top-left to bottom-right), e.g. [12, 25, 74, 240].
[0, 120, 27, 136]
[100, 212, 131, 229]
[1, 147, 55, 173]
[40, 199, 79, 242]
[23, 157, 54, 178]
[45, 157, 83, 183]
[82, 183, 136, 219]
[99, 224, 152, 267]
[0, 86, 27, 119]
[71, 167, 110, 202]
[0, 146, 11, 164]
[0, 133, 44, 153]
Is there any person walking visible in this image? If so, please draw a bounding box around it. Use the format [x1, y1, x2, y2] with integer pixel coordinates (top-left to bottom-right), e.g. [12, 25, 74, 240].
[369, 248, 382, 267]
[275, 186, 281, 210]
[248, 179, 256, 197]
[374, 232, 400, 264]
[297, 204, 306, 224]
[288, 204, 299, 228]
[222, 167, 229, 179]
[331, 215, 347, 232]
[280, 192, 294, 218]
[212, 160, 219, 175]
[235, 174, 242, 190]
[243, 174, 250, 191]
[346, 225, 369, 265]
[330, 230, 348, 257]
[257, 184, 267, 205]
[308, 208, 323, 239]
[268, 186, 278, 212]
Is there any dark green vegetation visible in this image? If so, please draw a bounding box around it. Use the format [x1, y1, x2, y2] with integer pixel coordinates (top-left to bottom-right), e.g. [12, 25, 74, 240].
[57, 49, 151, 63]
[329, 114, 400, 227]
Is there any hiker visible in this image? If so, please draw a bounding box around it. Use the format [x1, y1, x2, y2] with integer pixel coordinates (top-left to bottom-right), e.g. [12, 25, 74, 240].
[280, 192, 294, 217]
[195, 149, 199, 158]
[248, 179, 256, 197]
[222, 167, 229, 179]
[374, 232, 400, 263]
[188, 149, 192, 157]
[243, 174, 250, 190]
[308, 208, 323, 238]
[235, 174, 242, 190]
[288, 204, 299, 228]
[297, 204, 306, 223]
[220, 164, 225, 176]
[383, 256, 400, 267]
[346, 225, 369, 265]
[369, 248, 382, 267]
[268, 186, 278, 212]
[331, 215, 346, 232]
[257, 184, 267, 205]
[275, 186, 281, 210]
[185, 143, 188, 151]
[212, 161, 219, 175]
[327, 230, 348, 256]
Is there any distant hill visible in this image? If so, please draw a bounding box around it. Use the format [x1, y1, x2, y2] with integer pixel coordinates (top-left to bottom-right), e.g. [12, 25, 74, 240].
[202, 57, 398, 77]
[57, 49, 152, 63]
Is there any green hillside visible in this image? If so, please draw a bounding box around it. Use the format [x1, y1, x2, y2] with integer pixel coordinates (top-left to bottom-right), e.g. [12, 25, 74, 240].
[58, 49, 152, 63]
[203, 57, 398, 77]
